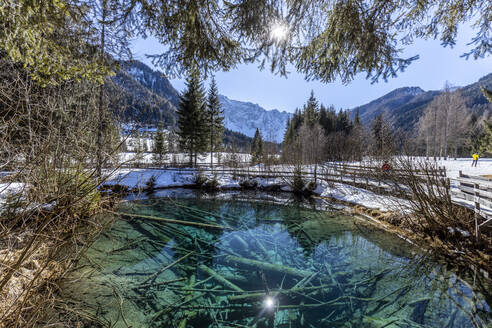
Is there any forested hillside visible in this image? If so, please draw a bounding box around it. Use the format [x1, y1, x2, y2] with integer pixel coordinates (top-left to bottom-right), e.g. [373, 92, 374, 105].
[109, 60, 290, 143]
[349, 73, 492, 132]
[107, 61, 179, 126]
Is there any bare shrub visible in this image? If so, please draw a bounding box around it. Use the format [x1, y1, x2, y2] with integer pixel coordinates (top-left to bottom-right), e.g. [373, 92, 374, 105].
[0, 58, 120, 326]
[386, 157, 491, 266]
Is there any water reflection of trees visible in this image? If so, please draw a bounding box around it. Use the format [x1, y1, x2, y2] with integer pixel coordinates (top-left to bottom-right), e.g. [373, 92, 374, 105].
[75, 197, 491, 328]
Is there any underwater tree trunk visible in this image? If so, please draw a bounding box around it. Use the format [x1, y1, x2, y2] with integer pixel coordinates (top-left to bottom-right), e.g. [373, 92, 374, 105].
[224, 255, 313, 278]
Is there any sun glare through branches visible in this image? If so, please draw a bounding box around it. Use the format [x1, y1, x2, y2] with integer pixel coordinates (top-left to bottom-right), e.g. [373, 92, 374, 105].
[270, 21, 289, 42]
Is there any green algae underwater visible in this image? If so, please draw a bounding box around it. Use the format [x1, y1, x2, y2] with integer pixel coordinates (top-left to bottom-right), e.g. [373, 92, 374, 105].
[62, 190, 492, 327]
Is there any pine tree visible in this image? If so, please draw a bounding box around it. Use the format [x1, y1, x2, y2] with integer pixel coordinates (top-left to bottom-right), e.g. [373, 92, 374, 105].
[371, 114, 394, 159]
[152, 124, 167, 165]
[303, 91, 319, 127]
[479, 122, 492, 155]
[251, 128, 264, 164]
[371, 115, 384, 156]
[206, 77, 225, 168]
[283, 118, 296, 146]
[482, 87, 492, 103]
[177, 72, 208, 167]
[336, 111, 353, 135]
[354, 108, 361, 126]
[319, 105, 337, 135]
[350, 108, 365, 161]
[478, 87, 492, 154]
[292, 108, 304, 131]
[133, 132, 145, 167]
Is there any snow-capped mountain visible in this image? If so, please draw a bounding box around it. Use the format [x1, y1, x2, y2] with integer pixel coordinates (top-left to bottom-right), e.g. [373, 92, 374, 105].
[219, 95, 291, 143]
[111, 60, 291, 143]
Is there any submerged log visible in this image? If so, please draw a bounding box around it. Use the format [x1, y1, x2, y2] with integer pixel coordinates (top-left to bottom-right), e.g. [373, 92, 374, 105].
[140, 251, 195, 285]
[217, 271, 249, 284]
[228, 284, 335, 301]
[110, 210, 233, 231]
[198, 264, 244, 292]
[154, 274, 196, 321]
[136, 277, 186, 289]
[224, 255, 314, 278]
[177, 274, 198, 328]
[168, 197, 239, 223]
[154, 284, 221, 321]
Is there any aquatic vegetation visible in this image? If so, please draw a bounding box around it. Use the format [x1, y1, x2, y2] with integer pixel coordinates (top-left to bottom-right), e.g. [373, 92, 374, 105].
[62, 194, 492, 327]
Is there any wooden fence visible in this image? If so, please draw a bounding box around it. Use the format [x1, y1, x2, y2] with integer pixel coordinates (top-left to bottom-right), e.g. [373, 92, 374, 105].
[120, 162, 446, 197]
[119, 161, 254, 169]
[452, 171, 492, 237]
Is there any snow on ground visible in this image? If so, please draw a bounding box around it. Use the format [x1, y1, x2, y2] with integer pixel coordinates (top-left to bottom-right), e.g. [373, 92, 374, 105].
[430, 157, 492, 179]
[106, 156, 488, 212]
[1, 156, 488, 213]
[103, 168, 399, 211]
[119, 152, 252, 165]
[0, 182, 26, 208]
[319, 181, 404, 211]
[0, 182, 25, 199]
[104, 169, 197, 189]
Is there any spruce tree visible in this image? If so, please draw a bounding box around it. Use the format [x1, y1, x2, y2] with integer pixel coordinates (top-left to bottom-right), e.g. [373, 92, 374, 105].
[371, 114, 393, 159]
[482, 87, 492, 103]
[303, 91, 319, 127]
[288, 108, 304, 134]
[351, 108, 365, 160]
[336, 111, 353, 135]
[152, 124, 167, 165]
[283, 118, 296, 146]
[177, 72, 208, 167]
[320, 105, 336, 135]
[251, 128, 264, 164]
[478, 87, 492, 154]
[354, 108, 361, 126]
[319, 105, 328, 134]
[371, 114, 384, 156]
[206, 77, 225, 168]
[133, 132, 145, 167]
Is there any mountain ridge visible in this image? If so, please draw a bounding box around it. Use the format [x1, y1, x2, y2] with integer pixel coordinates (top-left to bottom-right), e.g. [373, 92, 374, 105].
[349, 73, 492, 132]
[110, 60, 291, 143]
[110, 60, 492, 141]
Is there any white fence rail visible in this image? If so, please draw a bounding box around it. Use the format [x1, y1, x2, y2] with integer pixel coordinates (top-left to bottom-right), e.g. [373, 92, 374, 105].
[452, 171, 492, 236]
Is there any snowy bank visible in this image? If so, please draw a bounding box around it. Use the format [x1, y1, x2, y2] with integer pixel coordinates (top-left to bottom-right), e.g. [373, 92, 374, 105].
[103, 168, 401, 212]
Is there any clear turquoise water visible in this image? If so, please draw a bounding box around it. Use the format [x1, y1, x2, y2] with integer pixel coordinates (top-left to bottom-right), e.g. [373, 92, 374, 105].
[64, 191, 492, 327]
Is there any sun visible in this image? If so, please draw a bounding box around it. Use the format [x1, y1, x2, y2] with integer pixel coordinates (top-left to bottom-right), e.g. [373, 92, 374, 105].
[270, 22, 288, 42]
[264, 296, 275, 308]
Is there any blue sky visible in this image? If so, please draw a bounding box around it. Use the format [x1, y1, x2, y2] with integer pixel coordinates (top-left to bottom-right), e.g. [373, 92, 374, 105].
[131, 25, 491, 113]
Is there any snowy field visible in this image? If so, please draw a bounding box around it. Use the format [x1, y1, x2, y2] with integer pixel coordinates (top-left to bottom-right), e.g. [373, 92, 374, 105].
[427, 157, 492, 179]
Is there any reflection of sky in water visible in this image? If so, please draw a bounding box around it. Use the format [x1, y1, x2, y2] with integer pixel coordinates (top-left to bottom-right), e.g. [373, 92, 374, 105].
[65, 196, 492, 328]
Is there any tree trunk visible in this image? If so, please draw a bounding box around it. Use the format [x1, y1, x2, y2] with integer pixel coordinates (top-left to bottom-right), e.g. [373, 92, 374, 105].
[25, 72, 33, 161]
[425, 133, 429, 159]
[96, 0, 107, 178]
[210, 123, 214, 170]
[433, 106, 437, 160]
[443, 104, 448, 160]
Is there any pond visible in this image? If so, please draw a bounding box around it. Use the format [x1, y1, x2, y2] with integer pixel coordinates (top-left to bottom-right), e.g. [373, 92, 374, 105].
[62, 190, 492, 327]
